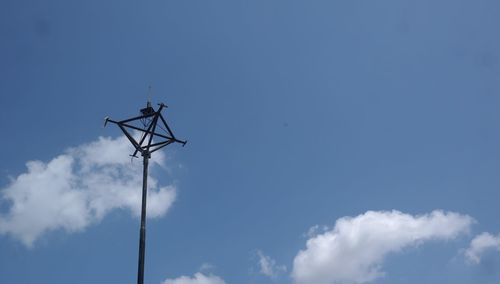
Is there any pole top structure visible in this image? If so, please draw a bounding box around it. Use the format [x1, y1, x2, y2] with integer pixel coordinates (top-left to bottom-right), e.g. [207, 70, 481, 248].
[104, 101, 187, 158]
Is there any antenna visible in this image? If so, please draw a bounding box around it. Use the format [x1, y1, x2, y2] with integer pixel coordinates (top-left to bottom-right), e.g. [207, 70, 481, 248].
[105, 100, 186, 284]
[147, 85, 153, 104]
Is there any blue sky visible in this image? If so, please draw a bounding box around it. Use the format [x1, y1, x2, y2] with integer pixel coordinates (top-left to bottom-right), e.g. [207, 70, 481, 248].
[1, 0, 500, 283]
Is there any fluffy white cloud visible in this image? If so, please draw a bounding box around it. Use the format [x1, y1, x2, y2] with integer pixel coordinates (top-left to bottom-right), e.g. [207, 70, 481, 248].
[0, 136, 176, 247]
[257, 250, 287, 279]
[464, 232, 500, 264]
[162, 273, 225, 284]
[292, 210, 474, 284]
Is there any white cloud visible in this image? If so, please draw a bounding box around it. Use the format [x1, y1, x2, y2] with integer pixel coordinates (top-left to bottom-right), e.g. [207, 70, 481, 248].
[464, 232, 500, 264]
[162, 272, 225, 284]
[257, 250, 287, 279]
[304, 224, 329, 238]
[292, 210, 474, 284]
[0, 136, 176, 247]
[199, 263, 216, 272]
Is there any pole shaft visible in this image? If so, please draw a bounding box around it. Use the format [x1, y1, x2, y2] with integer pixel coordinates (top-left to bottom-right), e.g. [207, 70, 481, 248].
[137, 154, 149, 284]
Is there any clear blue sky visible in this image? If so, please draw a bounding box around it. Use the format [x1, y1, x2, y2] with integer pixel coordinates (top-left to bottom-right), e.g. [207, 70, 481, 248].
[1, 1, 500, 284]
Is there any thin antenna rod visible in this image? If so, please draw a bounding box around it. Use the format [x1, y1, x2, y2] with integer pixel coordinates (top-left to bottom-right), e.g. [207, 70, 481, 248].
[147, 85, 152, 104]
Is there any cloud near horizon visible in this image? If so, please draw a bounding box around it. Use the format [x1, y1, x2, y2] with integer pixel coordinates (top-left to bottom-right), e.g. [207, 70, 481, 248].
[464, 232, 500, 264]
[292, 210, 474, 284]
[257, 250, 287, 280]
[0, 136, 176, 247]
[162, 272, 226, 284]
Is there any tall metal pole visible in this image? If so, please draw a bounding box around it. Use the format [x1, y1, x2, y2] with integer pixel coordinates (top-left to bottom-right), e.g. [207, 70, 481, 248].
[105, 101, 186, 284]
[137, 152, 150, 284]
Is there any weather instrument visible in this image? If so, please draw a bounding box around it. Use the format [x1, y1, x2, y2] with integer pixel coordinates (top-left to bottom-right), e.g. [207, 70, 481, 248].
[105, 101, 186, 284]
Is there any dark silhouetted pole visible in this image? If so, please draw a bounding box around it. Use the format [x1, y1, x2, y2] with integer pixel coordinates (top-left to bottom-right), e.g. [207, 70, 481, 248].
[105, 101, 186, 284]
[137, 152, 149, 284]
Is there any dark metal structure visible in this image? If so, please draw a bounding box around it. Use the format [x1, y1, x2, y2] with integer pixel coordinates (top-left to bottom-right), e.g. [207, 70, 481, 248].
[105, 101, 186, 284]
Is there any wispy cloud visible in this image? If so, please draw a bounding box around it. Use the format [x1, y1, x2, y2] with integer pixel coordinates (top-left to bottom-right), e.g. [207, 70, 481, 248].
[199, 263, 216, 272]
[292, 210, 474, 284]
[464, 232, 500, 264]
[303, 224, 329, 238]
[0, 136, 176, 247]
[256, 250, 287, 280]
[161, 272, 225, 284]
